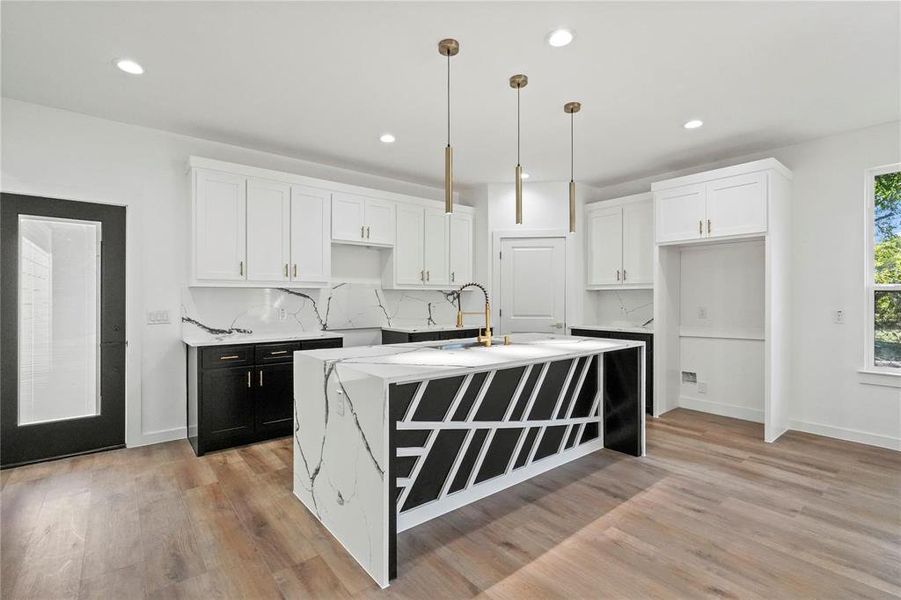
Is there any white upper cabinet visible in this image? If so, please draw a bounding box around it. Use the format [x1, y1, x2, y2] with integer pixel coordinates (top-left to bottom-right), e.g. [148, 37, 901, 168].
[331, 193, 365, 243]
[655, 184, 706, 243]
[246, 178, 291, 283]
[704, 172, 767, 238]
[622, 201, 654, 285]
[364, 198, 396, 246]
[423, 208, 450, 286]
[654, 162, 774, 244]
[290, 185, 330, 284]
[588, 206, 623, 285]
[194, 169, 247, 281]
[585, 193, 653, 289]
[331, 193, 395, 245]
[449, 213, 473, 285]
[395, 204, 425, 285]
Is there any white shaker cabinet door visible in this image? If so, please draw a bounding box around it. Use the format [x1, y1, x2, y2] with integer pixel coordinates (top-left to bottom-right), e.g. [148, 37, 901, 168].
[705, 172, 767, 238]
[449, 212, 473, 286]
[423, 208, 449, 286]
[364, 198, 396, 245]
[194, 169, 247, 281]
[588, 206, 623, 285]
[246, 178, 291, 282]
[395, 205, 424, 285]
[655, 183, 705, 243]
[622, 201, 653, 285]
[290, 185, 330, 284]
[331, 193, 366, 242]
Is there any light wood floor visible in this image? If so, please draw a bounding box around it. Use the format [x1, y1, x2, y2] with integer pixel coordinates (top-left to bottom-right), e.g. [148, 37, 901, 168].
[2, 408, 899, 599]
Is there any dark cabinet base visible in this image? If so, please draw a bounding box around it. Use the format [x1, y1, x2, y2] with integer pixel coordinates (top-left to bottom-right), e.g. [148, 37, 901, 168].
[571, 328, 653, 415]
[382, 328, 481, 345]
[187, 337, 342, 456]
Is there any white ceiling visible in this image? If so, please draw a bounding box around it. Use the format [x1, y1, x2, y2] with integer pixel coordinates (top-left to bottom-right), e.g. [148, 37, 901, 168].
[2, 2, 898, 189]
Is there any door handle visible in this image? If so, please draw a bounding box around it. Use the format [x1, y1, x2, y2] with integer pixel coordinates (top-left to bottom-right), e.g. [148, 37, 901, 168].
[259, 370, 263, 387]
[551, 322, 563, 329]
[219, 355, 240, 361]
[240, 261, 244, 276]
[247, 371, 251, 388]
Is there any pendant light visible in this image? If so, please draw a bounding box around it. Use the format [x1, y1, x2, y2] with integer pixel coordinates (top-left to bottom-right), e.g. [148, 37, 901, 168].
[565, 101, 581, 233]
[509, 74, 528, 224]
[439, 39, 459, 214]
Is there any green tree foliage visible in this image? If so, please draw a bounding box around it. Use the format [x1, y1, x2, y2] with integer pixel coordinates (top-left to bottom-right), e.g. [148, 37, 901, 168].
[873, 171, 901, 361]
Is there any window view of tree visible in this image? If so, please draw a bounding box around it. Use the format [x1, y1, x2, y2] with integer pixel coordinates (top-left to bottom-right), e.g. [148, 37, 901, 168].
[873, 170, 901, 367]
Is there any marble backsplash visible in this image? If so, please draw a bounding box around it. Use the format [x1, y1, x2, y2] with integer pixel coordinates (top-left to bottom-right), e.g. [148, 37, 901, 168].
[181, 284, 483, 342]
[587, 289, 654, 328]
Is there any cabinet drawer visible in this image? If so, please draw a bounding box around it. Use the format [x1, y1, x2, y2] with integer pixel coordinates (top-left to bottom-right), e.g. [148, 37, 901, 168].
[439, 328, 480, 340]
[255, 342, 302, 364]
[201, 345, 253, 369]
[301, 337, 343, 350]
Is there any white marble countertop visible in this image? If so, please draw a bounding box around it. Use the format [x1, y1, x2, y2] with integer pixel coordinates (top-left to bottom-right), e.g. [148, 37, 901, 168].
[294, 333, 644, 384]
[182, 331, 344, 347]
[381, 324, 479, 333]
[569, 324, 654, 335]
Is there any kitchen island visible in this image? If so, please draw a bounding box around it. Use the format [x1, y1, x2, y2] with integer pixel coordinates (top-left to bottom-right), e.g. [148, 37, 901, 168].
[292, 333, 645, 587]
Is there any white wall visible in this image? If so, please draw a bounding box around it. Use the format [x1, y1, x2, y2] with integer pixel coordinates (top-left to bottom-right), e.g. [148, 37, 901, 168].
[1, 98, 459, 447]
[589, 121, 901, 450]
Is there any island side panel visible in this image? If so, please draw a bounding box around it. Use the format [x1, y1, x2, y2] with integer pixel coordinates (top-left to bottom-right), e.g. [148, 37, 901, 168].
[602, 345, 645, 457]
[293, 353, 390, 588]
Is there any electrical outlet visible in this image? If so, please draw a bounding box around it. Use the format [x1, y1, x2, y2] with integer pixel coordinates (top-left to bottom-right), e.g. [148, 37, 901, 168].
[698, 382, 708, 394]
[833, 309, 845, 324]
[698, 306, 708, 320]
[146, 310, 170, 325]
[278, 308, 288, 321]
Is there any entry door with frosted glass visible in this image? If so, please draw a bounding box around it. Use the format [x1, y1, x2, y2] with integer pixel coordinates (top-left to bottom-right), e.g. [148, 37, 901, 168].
[1, 194, 126, 467]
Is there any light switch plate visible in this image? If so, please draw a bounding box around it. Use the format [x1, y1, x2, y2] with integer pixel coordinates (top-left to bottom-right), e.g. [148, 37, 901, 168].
[146, 310, 170, 325]
[698, 382, 708, 394]
[833, 309, 845, 324]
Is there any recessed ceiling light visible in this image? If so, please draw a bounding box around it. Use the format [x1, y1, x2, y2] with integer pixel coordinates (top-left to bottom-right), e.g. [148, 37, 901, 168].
[520, 172, 530, 179]
[547, 29, 574, 48]
[379, 133, 396, 143]
[683, 119, 704, 130]
[115, 58, 144, 75]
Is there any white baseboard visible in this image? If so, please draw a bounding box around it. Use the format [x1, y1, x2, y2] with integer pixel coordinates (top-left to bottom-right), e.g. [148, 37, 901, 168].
[788, 420, 900, 452]
[678, 396, 764, 423]
[128, 426, 187, 448]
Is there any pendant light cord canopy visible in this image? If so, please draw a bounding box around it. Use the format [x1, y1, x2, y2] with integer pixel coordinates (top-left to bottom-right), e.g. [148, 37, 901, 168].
[510, 74, 528, 224]
[564, 101, 581, 233]
[439, 39, 459, 214]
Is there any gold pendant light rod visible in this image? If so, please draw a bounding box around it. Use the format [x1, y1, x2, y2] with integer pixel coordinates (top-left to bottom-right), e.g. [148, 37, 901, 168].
[439, 39, 459, 214]
[510, 74, 528, 224]
[565, 101, 581, 234]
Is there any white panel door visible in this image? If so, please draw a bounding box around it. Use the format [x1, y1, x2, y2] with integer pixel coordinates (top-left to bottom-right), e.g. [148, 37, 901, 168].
[499, 237, 566, 333]
[423, 208, 449, 286]
[331, 192, 365, 242]
[246, 178, 290, 282]
[395, 205, 424, 285]
[622, 201, 653, 285]
[705, 172, 767, 238]
[449, 213, 473, 286]
[364, 198, 396, 245]
[655, 183, 705, 243]
[290, 185, 330, 284]
[588, 206, 623, 285]
[194, 169, 246, 281]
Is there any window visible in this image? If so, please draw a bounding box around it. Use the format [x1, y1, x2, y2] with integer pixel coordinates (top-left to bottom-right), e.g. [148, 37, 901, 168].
[866, 164, 901, 369]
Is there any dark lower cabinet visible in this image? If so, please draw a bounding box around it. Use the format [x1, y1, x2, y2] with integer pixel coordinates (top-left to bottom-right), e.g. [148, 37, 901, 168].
[381, 328, 481, 345]
[187, 337, 342, 456]
[571, 328, 653, 415]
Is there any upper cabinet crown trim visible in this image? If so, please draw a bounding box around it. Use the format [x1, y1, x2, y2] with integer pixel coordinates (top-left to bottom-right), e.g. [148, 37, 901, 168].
[651, 158, 792, 192]
[586, 191, 652, 211]
[188, 156, 472, 214]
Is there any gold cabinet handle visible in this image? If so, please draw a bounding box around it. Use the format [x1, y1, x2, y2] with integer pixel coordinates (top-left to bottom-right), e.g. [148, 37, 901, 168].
[361, 225, 365, 239]
[707, 219, 711, 235]
[623, 269, 627, 281]
[698, 220, 703, 235]
[240, 261, 244, 276]
[616, 269, 620, 281]
[259, 370, 263, 387]
[451, 271, 455, 282]
[366, 226, 371, 239]
[246, 371, 251, 388]
[284, 264, 288, 278]
[420, 270, 424, 282]
[293, 264, 297, 278]
[426, 270, 430, 282]
[219, 355, 240, 360]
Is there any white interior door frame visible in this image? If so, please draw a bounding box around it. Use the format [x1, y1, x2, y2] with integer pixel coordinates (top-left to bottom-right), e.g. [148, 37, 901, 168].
[491, 229, 568, 335]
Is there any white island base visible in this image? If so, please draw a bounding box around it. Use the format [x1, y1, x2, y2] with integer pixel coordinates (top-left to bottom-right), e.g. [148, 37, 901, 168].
[292, 333, 645, 587]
